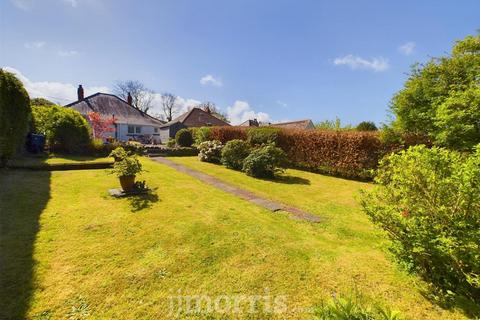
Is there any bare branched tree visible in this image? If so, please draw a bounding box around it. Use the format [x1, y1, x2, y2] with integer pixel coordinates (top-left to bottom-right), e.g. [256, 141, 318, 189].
[198, 101, 230, 123]
[113, 80, 154, 114]
[161, 93, 178, 122]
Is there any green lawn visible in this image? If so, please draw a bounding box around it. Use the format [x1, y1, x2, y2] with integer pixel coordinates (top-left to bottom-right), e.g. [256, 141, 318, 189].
[0, 157, 469, 319]
[8, 154, 112, 168]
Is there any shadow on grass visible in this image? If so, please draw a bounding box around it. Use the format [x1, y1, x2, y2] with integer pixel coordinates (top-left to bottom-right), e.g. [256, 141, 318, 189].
[0, 169, 51, 319]
[263, 174, 311, 185]
[128, 188, 161, 212]
[419, 287, 480, 318]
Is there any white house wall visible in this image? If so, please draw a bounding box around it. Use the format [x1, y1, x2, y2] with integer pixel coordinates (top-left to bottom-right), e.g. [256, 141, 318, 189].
[116, 124, 161, 143]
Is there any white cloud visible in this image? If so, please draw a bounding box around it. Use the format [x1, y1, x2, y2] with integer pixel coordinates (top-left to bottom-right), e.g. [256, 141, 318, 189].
[333, 54, 389, 72]
[58, 50, 79, 57]
[24, 41, 46, 49]
[10, 0, 32, 10]
[200, 74, 223, 87]
[11, 0, 78, 10]
[63, 0, 78, 7]
[227, 100, 270, 125]
[3, 66, 109, 104]
[399, 42, 416, 56]
[276, 100, 288, 108]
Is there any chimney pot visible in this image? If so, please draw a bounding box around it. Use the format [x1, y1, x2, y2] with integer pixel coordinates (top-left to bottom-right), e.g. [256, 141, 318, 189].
[127, 92, 133, 105]
[77, 84, 84, 101]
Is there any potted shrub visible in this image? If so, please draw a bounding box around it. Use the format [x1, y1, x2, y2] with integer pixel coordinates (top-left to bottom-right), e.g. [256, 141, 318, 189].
[109, 147, 128, 162]
[112, 156, 143, 192]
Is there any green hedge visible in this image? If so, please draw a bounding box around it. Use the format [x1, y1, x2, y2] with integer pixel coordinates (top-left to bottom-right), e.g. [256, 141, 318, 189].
[247, 127, 280, 145]
[32, 105, 91, 153]
[0, 69, 31, 166]
[198, 126, 431, 179]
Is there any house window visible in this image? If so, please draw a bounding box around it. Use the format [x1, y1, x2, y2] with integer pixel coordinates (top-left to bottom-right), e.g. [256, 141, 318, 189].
[135, 126, 142, 134]
[154, 128, 158, 133]
[128, 125, 134, 134]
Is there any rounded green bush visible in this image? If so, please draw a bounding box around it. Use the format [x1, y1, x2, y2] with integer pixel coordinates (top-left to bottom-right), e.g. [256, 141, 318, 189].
[0, 69, 31, 165]
[242, 145, 285, 178]
[221, 139, 250, 170]
[32, 105, 91, 153]
[175, 128, 193, 147]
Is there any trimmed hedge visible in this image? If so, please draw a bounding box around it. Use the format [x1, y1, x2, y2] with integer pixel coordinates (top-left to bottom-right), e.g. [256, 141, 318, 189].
[200, 126, 425, 179]
[210, 126, 247, 143]
[277, 129, 383, 179]
[0, 69, 31, 166]
[162, 147, 198, 157]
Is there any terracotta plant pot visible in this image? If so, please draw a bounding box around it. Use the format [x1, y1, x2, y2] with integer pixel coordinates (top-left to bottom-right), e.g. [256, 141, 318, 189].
[119, 175, 136, 192]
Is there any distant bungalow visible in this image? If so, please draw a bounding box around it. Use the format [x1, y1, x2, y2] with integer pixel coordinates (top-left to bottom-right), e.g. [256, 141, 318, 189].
[158, 107, 230, 142]
[65, 85, 165, 143]
[65, 85, 230, 144]
[239, 118, 315, 130]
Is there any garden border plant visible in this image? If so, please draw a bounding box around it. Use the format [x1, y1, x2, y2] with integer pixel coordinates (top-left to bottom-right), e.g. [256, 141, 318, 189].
[361, 144, 480, 308]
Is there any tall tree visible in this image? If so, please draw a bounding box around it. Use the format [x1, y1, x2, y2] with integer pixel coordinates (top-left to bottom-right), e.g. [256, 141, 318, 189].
[389, 33, 480, 149]
[31, 97, 54, 106]
[113, 80, 154, 114]
[160, 93, 178, 122]
[197, 101, 229, 123]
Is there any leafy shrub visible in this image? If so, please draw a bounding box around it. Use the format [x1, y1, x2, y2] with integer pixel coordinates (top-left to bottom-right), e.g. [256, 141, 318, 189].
[190, 127, 212, 145]
[0, 69, 31, 166]
[361, 145, 480, 303]
[313, 296, 402, 320]
[221, 139, 250, 170]
[175, 128, 193, 147]
[210, 126, 247, 143]
[198, 140, 223, 163]
[166, 138, 176, 148]
[112, 155, 143, 177]
[242, 145, 285, 178]
[356, 121, 378, 131]
[123, 141, 145, 155]
[247, 127, 281, 145]
[109, 146, 128, 161]
[32, 105, 91, 153]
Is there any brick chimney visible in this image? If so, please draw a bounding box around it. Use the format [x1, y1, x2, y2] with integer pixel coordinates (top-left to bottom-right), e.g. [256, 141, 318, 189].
[77, 85, 84, 101]
[127, 92, 133, 105]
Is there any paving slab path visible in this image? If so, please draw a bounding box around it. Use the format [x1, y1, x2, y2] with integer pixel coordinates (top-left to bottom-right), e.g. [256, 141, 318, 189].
[151, 157, 322, 223]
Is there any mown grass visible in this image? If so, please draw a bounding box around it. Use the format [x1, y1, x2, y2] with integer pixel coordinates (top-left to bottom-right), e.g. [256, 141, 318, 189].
[8, 154, 112, 167]
[0, 157, 469, 319]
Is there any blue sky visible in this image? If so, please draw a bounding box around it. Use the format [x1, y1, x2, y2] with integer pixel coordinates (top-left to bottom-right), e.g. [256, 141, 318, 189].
[1, 0, 479, 124]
